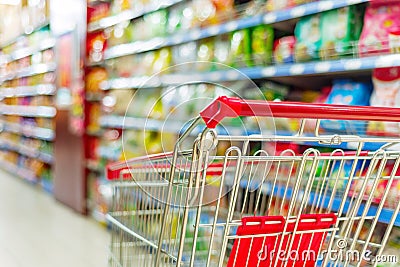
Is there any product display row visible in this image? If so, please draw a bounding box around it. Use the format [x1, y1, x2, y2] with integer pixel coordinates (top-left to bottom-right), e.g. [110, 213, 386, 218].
[0, 150, 52, 190]
[0, 16, 56, 190]
[92, 0, 399, 64]
[0, 0, 48, 46]
[83, 3, 400, 258]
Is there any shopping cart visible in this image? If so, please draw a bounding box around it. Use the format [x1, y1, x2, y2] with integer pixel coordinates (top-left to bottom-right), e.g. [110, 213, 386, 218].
[106, 96, 400, 267]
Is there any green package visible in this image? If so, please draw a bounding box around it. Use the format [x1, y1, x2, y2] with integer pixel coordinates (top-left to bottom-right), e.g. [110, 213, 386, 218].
[250, 25, 274, 66]
[197, 38, 215, 71]
[143, 9, 168, 39]
[319, 6, 364, 60]
[229, 29, 252, 68]
[294, 14, 322, 62]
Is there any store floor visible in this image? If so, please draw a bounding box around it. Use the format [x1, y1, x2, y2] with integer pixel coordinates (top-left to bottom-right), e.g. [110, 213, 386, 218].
[0, 170, 110, 267]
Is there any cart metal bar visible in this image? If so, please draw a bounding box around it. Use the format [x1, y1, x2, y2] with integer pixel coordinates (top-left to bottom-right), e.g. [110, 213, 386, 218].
[200, 96, 400, 128]
[107, 97, 400, 267]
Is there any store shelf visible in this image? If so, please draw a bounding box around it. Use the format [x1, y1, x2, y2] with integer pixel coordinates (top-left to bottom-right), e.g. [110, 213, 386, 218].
[103, 0, 369, 60]
[0, 84, 56, 98]
[100, 115, 183, 132]
[101, 54, 400, 90]
[0, 104, 56, 118]
[1, 121, 55, 141]
[238, 181, 400, 227]
[100, 115, 400, 153]
[88, 0, 184, 32]
[0, 160, 38, 183]
[99, 114, 247, 136]
[0, 22, 50, 48]
[0, 140, 53, 164]
[0, 62, 57, 82]
[4, 38, 56, 63]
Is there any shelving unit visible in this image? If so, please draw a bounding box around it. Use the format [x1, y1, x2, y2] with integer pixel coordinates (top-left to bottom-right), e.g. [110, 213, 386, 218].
[0, 121, 55, 141]
[0, 84, 56, 98]
[0, 159, 38, 183]
[88, 0, 184, 32]
[99, 0, 368, 61]
[0, 21, 56, 191]
[100, 53, 400, 90]
[86, 3, 400, 256]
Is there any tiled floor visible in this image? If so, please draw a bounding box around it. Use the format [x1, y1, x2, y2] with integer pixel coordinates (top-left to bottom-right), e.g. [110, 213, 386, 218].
[0, 170, 110, 267]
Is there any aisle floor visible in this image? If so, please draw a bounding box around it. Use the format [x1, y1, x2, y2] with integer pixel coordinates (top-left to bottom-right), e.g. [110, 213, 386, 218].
[0, 170, 110, 267]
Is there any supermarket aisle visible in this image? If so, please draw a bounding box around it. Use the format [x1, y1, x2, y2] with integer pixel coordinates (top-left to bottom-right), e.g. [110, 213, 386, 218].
[0, 170, 110, 267]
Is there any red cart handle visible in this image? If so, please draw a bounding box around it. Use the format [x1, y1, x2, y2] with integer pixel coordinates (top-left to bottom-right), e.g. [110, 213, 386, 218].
[200, 96, 400, 129]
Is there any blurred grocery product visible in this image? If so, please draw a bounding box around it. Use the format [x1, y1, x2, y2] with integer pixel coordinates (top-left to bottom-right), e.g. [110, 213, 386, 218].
[266, 0, 315, 11]
[321, 79, 372, 134]
[359, 1, 400, 57]
[250, 25, 274, 66]
[229, 29, 252, 67]
[294, 14, 322, 62]
[368, 67, 400, 134]
[319, 6, 364, 59]
[274, 36, 296, 64]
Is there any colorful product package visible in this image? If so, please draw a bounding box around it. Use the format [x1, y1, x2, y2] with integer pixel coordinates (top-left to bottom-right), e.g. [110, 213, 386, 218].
[274, 36, 296, 64]
[143, 9, 168, 38]
[367, 67, 400, 135]
[130, 17, 148, 41]
[213, 34, 231, 69]
[266, 0, 314, 11]
[87, 32, 107, 63]
[108, 20, 132, 47]
[192, 0, 217, 27]
[250, 25, 274, 66]
[359, 2, 400, 57]
[86, 68, 108, 93]
[196, 38, 215, 71]
[172, 41, 197, 72]
[110, 0, 131, 15]
[211, 0, 234, 25]
[167, 2, 193, 34]
[87, 2, 110, 24]
[152, 48, 172, 74]
[319, 6, 364, 60]
[294, 14, 322, 62]
[321, 79, 372, 135]
[228, 29, 252, 68]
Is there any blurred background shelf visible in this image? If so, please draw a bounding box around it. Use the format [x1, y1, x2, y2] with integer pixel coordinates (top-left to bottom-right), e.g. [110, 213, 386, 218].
[0, 62, 56, 82]
[102, 0, 368, 60]
[0, 84, 56, 98]
[0, 159, 38, 183]
[4, 38, 56, 63]
[0, 140, 53, 164]
[88, 0, 185, 32]
[1, 121, 55, 141]
[0, 105, 56, 118]
[101, 54, 400, 90]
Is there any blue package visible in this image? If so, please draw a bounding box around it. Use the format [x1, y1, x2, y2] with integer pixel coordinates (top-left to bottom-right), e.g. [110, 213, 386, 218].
[321, 79, 372, 135]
